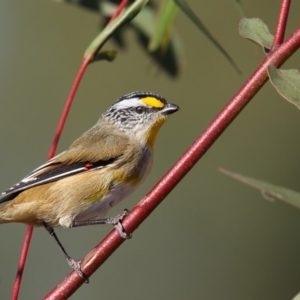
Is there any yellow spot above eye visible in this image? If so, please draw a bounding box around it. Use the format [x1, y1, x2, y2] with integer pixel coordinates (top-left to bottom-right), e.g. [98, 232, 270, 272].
[141, 97, 164, 108]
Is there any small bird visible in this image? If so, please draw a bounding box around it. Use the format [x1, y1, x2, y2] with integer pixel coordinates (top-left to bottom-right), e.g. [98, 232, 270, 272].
[0, 91, 179, 279]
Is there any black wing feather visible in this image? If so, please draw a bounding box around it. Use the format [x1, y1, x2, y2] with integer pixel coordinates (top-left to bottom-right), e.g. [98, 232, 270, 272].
[0, 158, 116, 203]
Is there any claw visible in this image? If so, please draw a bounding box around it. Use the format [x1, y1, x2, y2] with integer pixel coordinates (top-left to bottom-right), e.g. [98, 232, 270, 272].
[108, 209, 131, 239]
[105, 209, 129, 225]
[114, 221, 132, 239]
[67, 258, 89, 283]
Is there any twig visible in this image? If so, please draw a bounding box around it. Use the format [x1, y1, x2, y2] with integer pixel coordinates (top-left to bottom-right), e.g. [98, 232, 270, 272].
[272, 0, 291, 47]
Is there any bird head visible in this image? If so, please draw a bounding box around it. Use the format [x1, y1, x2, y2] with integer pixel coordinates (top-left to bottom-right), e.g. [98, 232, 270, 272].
[104, 92, 179, 148]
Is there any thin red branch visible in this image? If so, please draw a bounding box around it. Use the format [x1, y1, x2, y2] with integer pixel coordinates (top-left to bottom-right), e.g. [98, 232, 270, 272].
[272, 0, 291, 47]
[109, 0, 128, 24]
[48, 58, 90, 159]
[11, 226, 33, 300]
[44, 27, 300, 300]
[12, 1, 130, 298]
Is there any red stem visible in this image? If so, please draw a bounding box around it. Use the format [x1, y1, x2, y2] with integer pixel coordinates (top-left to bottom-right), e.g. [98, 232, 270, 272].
[11, 226, 33, 300]
[12, 0, 129, 297]
[47, 58, 90, 159]
[44, 27, 300, 300]
[272, 0, 291, 47]
[109, 0, 128, 24]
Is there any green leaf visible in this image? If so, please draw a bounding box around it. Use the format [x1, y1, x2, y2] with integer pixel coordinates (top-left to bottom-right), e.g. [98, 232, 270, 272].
[174, 0, 241, 74]
[148, 0, 179, 52]
[268, 66, 300, 110]
[84, 0, 149, 60]
[292, 292, 300, 300]
[239, 18, 274, 50]
[92, 49, 118, 63]
[220, 168, 300, 210]
[57, 0, 184, 77]
[129, 5, 185, 76]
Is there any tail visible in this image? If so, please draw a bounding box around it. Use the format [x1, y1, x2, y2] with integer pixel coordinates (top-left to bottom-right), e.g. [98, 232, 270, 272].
[0, 215, 9, 224]
[0, 211, 10, 224]
[0, 206, 19, 224]
[0, 203, 40, 225]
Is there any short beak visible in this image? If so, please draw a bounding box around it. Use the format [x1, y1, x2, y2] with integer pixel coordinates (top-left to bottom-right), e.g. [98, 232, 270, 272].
[161, 103, 180, 115]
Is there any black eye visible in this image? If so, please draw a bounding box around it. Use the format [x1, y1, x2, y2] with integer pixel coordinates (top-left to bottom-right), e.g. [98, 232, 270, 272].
[135, 106, 145, 114]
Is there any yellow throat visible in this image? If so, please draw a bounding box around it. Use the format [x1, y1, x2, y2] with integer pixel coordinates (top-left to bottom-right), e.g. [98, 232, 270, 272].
[146, 115, 167, 148]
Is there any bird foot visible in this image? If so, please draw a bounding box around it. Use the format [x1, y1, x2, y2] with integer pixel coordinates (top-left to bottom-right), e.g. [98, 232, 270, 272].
[106, 209, 132, 239]
[67, 257, 89, 284]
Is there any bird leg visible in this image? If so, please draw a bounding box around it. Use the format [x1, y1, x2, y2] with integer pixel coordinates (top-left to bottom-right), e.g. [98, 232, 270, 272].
[43, 222, 89, 283]
[72, 209, 132, 239]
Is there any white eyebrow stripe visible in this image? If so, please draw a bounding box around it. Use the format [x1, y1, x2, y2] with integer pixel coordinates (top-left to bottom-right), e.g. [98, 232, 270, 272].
[113, 97, 148, 110]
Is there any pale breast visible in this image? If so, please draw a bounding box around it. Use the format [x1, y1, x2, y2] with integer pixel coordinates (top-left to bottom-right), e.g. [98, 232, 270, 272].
[73, 145, 153, 223]
[73, 182, 135, 222]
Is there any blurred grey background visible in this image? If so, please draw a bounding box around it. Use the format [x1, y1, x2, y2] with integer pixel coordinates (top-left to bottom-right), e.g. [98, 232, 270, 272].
[1, 0, 300, 299]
